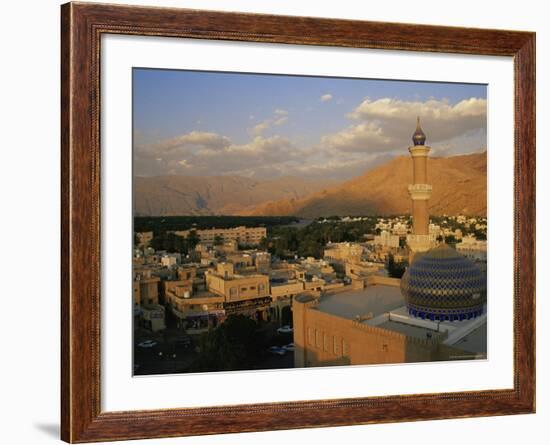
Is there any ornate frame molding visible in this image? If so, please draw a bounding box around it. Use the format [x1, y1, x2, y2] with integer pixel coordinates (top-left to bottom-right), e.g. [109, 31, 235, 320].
[61, 2, 535, 442]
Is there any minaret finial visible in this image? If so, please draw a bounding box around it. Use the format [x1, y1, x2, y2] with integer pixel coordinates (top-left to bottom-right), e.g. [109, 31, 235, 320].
[412, 116, 426, 146]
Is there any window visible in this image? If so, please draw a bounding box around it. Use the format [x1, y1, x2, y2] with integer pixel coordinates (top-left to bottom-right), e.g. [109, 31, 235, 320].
[315, 329, 322, 348]
[333, 336, 340, 355]
[323, 333, 329, 352]
[342, 339, 349, 356]
[307, 327, 314, 346]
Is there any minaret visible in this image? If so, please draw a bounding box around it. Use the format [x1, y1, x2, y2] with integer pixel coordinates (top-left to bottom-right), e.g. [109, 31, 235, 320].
[406, 117, 436, 260]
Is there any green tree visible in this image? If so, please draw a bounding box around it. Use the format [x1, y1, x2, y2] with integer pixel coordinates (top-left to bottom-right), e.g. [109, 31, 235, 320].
[190, 315, 265, 372]
[387, 253, 407, 279]
[473, 229, 487, 240]
[259, 236, 269, 250]
[445, 235, 457, 245]
[186, 230, 200, 249]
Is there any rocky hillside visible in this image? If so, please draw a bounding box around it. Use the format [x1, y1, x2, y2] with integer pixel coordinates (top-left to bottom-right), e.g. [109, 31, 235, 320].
[133, 175, 334, 216]
[134, 152, 486, 217]
[241, 152, 487, 217]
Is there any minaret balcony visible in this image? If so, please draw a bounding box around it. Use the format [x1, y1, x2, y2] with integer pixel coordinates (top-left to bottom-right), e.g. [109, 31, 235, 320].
[408, 145, 431, 157]
[408, 183, 432, 200]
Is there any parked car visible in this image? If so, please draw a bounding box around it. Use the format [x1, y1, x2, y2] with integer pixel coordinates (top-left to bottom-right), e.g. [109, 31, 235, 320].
[283, 343, 295, 352]
[277, 325, 293, 334]
[268, 346, 286, 356]
[137, 340, 157, 348]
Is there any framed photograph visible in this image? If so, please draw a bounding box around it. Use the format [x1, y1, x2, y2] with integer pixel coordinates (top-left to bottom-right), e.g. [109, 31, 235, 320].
[61, 2, 535, 442]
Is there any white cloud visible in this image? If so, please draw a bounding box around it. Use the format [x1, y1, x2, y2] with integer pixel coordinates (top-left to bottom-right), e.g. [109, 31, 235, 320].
[349, 97, 485, 121]
[320, 97, 487, 154]
[321, 122, 393, 153]
[228, 135, 291, 154]
[150, 131, 231, 153]
[273, 115, 288, 126]
[250, 120, 271, 137]
[249, 109, 288, 136]
[320, 93, 333, 102]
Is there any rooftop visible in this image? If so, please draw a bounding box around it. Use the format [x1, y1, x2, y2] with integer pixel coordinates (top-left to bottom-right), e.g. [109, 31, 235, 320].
[450, 324, 487, 354]
[377, 320, 439, 340]
[316, 285, 404, 320]
[313, 286, 487, 354]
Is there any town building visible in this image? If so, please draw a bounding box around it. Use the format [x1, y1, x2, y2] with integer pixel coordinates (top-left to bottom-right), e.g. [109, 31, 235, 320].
[429, 223, 442, 238]
[165, 284, 225, 333]
[456, 235, 488, 262]
[160, 253, 180, 267]
[391, 222, 409, 236]
[173, 226, 267, 246]
[345, 261, 385, 287]
[374, 230, 400, 248]
[135, 231, 153, 247]
[205, 262, 271, 320]
[269, 279, 305, 324]
[139, 304, 166, 332]
[323, 242, 364, 263]
[133, 267, 165, 331]
[133, 267, 160, 306]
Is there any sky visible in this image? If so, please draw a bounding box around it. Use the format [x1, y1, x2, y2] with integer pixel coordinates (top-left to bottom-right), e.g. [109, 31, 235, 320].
[133, 68, 487, 181]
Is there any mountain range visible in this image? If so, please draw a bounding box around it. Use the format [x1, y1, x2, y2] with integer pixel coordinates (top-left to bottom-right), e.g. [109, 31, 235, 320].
[134, 175, 334, 216]
[134, 151, 487, 217]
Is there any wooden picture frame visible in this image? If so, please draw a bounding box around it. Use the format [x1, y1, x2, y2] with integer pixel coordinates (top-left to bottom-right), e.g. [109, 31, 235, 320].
[61, 2, 535, 442]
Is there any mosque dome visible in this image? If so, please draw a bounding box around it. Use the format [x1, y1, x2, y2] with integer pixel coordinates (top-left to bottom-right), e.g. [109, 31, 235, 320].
[412, 116, 426, 146]
[400, 244, 486, 321]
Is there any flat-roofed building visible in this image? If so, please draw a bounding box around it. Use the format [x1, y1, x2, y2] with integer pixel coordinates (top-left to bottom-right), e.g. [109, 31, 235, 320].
[323, 242, 364, 263]
[135, 231, 153, 248]
[177, 265, 198, 282]
[374, 230, 400, 248]
[173, 226, 266, 246]
[270, 279, 305, 324]
[133, 267, 160, 306]
[161, 253, 180, 267]
[226, 252, 255, 271]
[456, 235, 487, 262]
[255, 251, 271, 274]
[140, 304, 166, 332]
[205, 262, 271, 320]
[165, 284, 225, 333]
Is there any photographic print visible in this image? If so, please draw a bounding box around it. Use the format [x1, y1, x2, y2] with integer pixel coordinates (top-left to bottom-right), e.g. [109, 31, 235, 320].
[132, 69, 488, 376]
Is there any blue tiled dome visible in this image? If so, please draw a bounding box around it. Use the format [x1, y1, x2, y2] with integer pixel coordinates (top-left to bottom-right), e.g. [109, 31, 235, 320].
[400, 244, 486, 321]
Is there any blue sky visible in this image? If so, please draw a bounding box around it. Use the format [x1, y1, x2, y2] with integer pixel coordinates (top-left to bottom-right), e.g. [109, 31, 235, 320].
[133, 68, 487, 180]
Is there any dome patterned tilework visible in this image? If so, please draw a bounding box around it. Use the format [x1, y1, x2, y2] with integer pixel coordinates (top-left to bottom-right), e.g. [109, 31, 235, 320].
[400, 244, 486, 321]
